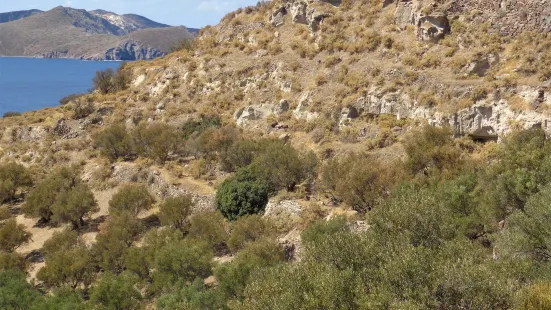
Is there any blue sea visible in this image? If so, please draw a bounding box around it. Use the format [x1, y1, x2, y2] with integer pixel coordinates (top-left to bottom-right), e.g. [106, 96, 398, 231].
[0, 58, 121, 115]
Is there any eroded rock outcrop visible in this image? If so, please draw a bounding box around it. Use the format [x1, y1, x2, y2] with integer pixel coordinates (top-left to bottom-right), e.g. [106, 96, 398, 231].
[234, 100, 290, 126]
[393, 0, 450, 42]
[352, 86, 551, 139]
[271, 0, 335, 31]
[416, 13, 450, 42]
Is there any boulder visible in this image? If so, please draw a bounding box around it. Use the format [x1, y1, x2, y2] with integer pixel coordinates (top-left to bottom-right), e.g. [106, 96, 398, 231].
[463, 54, 500, 77]
[271, 6, 287, 27]
[289, 1, 308, 24]
[293, 91, 320, 121]
[275, 99, 290, 115]
[416, 13, 450, 42]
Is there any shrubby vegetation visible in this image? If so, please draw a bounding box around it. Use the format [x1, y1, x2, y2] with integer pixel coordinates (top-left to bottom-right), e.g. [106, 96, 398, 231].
[22, 167, 97, 228]
[92, 64, 130, 94]
[108, 184, 155, 216]
[7, 124, 551, 308]
[2, 112, 21, 118]
[0, 163, 32, 203]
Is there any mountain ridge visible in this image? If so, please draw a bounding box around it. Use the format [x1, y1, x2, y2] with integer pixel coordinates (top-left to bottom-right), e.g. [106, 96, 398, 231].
[0, 7, 196, 60]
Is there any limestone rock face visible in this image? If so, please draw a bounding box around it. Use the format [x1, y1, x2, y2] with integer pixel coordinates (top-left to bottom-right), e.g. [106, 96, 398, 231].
[271, 6, 287, 27]
[293, 91, 320, 121]
[394, 0, 418, 29]
[272, 0, 335, 32]
[352, 87, 551, 139]
[393, 1, 450, 42]
[234, 101, 290, 127]
[462, 54, 500, 77]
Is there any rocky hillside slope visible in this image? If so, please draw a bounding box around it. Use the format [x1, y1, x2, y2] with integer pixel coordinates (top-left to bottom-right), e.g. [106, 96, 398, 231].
[2, 0, 551, 307]
[0, 7, 195, 60]
[0, 9, 42, 23]
[105, 0, 551, 141]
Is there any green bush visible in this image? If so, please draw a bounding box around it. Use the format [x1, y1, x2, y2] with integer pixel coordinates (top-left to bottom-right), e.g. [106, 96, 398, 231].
[37, 230, 94, 289]
[108, 184, 155, 216]
[157, 278, 226, 310]
[496, 183, 551, 263]
[219, 139, 260, 172]
[133, 122, 181, 164]
[480, 128, 551, 220]
[518, 282, 551, 310]
[23, 167, 97, 227]
[72, 98, 94, 120]
[404, 125, 462, 178]
[321, 153, 400, 212]
[252, 140, 317, 191]
[0, 252, 27, 272]
[0, 219, 31, 252]
[215, 167, 271, 221]
[50, 181, 97, 229]
[93, 65, 130, 94]
[93, 212, 144, 273]
[215, 239, 285, 301]
[152, 239, 213, 292]
[188, 211, 229, 253]
[33, 288, 86, 310]
[90, 272, 142, 310]
[59, 93, 84, 106]
[228, 214, 273, 253]
[0, 270, 43, 309]
[123, 228, 184, 280]
[94, 123, 134, 161]
[2, 112, 21, 118]
[186, 126, 238, 159]
[181, 115, 222, 139]
[158, 195, 194, 231]
[0, 207, 10, 222]
[0, 163, 32, 203]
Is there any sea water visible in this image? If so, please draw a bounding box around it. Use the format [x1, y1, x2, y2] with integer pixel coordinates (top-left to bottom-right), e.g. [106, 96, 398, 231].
[0, 57, 121, 115]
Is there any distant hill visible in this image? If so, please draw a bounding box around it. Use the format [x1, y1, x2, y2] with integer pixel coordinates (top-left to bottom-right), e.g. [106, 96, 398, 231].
[0, 9, 42, 23]
[0, 6, 196, 60]
[89, 9, 170, 33]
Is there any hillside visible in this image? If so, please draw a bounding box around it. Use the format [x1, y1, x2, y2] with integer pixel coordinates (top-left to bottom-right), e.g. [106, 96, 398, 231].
[0, 9, 42, 23]
[0, 6, 195, 60]
[3, 0, 551, 308]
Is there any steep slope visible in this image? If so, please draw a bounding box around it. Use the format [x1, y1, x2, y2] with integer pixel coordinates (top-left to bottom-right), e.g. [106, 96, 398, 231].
[0, 9, 42, 23]
[3, 1, 551, 308]
[0, 6, 195, 60]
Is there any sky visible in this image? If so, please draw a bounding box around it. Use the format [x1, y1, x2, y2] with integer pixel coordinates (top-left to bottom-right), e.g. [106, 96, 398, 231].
[0, 0, 263, 28]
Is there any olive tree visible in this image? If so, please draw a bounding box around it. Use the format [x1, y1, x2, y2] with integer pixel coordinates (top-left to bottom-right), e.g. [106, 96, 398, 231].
[158, 195, 194, 231]
[108, 184, 155, 216]
[22, 167, 98, 228]
[0, 163, 32, 203]
[0, 219, 31, 252]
